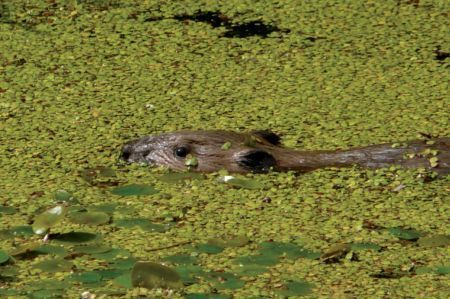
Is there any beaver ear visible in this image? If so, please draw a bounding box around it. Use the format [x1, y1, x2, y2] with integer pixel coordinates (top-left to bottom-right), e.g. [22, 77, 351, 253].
[238, 150, 277, 173]
[251, 130, 281, 145]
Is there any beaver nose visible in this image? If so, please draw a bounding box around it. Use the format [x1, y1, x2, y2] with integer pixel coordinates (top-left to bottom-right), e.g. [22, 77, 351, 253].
[121, 144, 133, 161]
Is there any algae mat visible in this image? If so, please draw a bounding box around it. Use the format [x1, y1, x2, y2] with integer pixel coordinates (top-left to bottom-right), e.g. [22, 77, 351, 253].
[0, 0, 449, 298]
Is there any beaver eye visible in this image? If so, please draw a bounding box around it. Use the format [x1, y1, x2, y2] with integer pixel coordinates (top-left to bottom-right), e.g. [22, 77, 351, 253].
[174, 146, 189, 158]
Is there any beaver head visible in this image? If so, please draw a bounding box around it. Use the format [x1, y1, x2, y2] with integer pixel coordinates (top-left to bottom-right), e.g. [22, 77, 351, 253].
[121, 130, 281, 173]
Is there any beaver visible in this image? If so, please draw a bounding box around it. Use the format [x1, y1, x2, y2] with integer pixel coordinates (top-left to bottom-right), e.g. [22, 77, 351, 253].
[121, 130, 450, 175]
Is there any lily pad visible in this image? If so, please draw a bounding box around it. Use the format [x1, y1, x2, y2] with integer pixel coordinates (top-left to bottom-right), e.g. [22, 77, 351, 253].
[185, 294, 231, 299]
[110, 257, 138, 270]
[72, 244, 112, 254]
[207, 235, 250, 248]
[0, 205, 17, 215]
[9, 241, 41, 257]
[114, 218, 169, 232]
[388, 227, 422, 240]
[34, 244, 68, 256]
[88, 203, 119, 214]
[175, 265, 206, 284]
[131, 261, 183, 289]
[163, 254, 199, 265]
[34, 258, 73, 273]
[436, 266, 450, 275]
[67, 271, 103, 283]
[91, 248, 131, 260]
[0, 250, 10, 264]
[233, 264, 268, 276]
[0, 226, 34, 239]
[159, 172, 204, 183]
[52, 231, 99, 244]
[111, 184, 159, 196]
[113, 272, 133, 288]
[202, 271, 245, 290]
[276, 280, 314, 296]
[54, 190, 79, 204]
[235, 254, 279, 267]
[417, 235, 450, 248]
[32, 205, 67, 235]
[68, 211, 110, 225]
[259, 241, 321, 260]
[195, 243, 224, 254]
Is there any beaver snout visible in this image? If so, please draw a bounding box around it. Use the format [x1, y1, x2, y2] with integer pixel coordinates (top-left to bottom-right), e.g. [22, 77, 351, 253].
[120, 140, 153, 164]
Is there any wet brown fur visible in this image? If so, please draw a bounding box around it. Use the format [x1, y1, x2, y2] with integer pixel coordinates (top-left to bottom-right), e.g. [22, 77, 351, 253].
[121, 130, 450, 176]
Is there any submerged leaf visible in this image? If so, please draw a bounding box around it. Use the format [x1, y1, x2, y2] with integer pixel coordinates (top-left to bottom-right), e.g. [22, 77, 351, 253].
[131, 261, 183, 289]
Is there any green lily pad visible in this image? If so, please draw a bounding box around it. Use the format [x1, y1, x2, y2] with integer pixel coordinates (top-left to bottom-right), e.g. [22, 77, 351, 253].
[159, 172, 204, 183]
[388, 227, 422, 240]
[417, 235, 450, 248]
[87, 203, 119, 214]
[32, 205, 67, 235]
[235, 254, 279, 267]
[163, 254, 199, 265]
[0, 226, 34, 239]
[203, 271, 245, 290]
[0, 205, 17, 215]
[175, 265, 206, 284]
[131, 261, 183, 289]
[114, 218, 169, 232]
[67, 271, 103, 283]
[259, 241, 321, 260]
[110, 257, 138, 270]
[276, 280, 315, 296]
[207, 235, 250, 248]
[350, 242, 382, 251]
[111, 184, 158, 196]
[54, 190, 79, 204]
[34, 258, 73, 273]
[35, 244, 68, 256]
[68, 211, 110, 225]
[95, 269, 126, 280]
[9, 241, 41, 256]
[0, 250, 10, 264]
[52, 231, 99, 243]
[91, 248, 131, 261]
[195, 243, 224, 254]
[233, 264, 269, 276]
[113, 272, 133, 288]
[72, 244, 112, 254]
[436, 266, 450, 275]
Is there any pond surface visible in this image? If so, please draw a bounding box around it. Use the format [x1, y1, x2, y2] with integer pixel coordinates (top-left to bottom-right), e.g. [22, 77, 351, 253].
[0, 0, 449, 297]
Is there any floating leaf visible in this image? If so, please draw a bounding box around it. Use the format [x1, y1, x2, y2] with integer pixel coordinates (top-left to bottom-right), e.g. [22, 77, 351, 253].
[72, 244, 111, 254]
[417, 235, 450, 248]
[68, 211, 110, 225]
[202, 271, 245, 290]
[208, 235, 250, 248]
[35, 244, 67, 256]
[110, 257, 138, 270]
[233, 264, 268, 276]
[53, 190, 79, 204]
[67, 271, 103, 283]
[114, 218, 169, 232]
[131, 261, 183, 289]
[111, 184, 159, 196]
[91, 248, 131, 261]
[436, 266, 450, 275]
[277, 280, 314, 296]
[388, 227, 422, 240]
[259, 241, 321, 260]
[0, 226, 34, 239]
[159, 172, 204, 183]
[88, 203, 119, 214]
[163, 254, 199, 265]
[350, 242, 382, 251]
[52, 231, 99, 244]
[175, 265, 206, 284]
[9, 242, 41, 256]
[32, 205, 67, 235]
[113, 272, 133, 288]
[0, 205, 17, 215]
[195, 243, 224, 254]
[95, 269, 126, 280]
[34, 258, 73, 273]
[235, 254, 279, 267]
[28, 289, 65, 298]
[0, 250, 10, 264]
